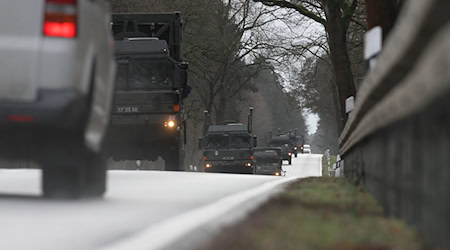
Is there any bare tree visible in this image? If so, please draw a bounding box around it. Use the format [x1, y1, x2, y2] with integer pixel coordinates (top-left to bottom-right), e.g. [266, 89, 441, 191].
[186, 0, 287, 124]
[252, 0, 362, 130]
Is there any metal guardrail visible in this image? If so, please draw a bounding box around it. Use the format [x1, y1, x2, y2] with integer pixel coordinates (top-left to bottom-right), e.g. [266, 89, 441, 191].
[338, 0, 450, 248]
[339, 0, 450, 154]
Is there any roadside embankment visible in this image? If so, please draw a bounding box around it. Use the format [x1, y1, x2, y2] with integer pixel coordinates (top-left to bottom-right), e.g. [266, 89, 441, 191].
[201, 177, 428, 250]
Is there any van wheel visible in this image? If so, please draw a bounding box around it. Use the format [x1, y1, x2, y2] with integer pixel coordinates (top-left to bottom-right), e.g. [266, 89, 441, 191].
[42, 167, 83, 199]
[82, 149, 107, 197]
[42, 151, 106, 199]
[42, 133, 107, 199]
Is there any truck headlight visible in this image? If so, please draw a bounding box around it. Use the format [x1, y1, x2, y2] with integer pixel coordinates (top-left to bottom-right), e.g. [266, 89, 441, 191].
[245, 163, 252, 167]
[164, 120, 176, 128]
[205, 163, 212, 168]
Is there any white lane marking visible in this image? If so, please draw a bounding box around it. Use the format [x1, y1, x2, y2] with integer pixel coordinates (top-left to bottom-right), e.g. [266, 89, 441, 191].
[99, 177, 297, 250]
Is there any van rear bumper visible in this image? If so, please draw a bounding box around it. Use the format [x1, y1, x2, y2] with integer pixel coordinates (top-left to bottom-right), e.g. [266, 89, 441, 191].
[0, 89, 88, 130]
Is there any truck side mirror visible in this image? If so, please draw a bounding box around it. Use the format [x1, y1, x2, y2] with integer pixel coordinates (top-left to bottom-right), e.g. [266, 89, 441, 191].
[180, 62, 188, 87]
[198, 137, 203, 150]
[253, 136, 257, 148]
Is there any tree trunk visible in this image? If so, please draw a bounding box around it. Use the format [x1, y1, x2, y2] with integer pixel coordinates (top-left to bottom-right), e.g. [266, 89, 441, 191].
[325, 15, 356, 130]
[328, 75, 342, 133]
[214, 91, 228, 124]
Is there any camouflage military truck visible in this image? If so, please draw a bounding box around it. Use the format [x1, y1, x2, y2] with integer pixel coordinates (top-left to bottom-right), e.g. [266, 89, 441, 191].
[199, 108, 257, 174]
[254, 147, 282, 176]
[105, 13, 190, 171]
[267, 132, 292, 165]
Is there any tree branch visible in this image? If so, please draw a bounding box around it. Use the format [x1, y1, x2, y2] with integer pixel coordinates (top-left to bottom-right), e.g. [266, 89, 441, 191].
[253, 0, 327, 26]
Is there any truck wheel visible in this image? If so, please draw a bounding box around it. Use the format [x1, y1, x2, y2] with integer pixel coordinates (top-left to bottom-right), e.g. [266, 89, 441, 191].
[165, 142, 185, 171]
[165, 153, 179, 171]
[294, 152, 298, 158]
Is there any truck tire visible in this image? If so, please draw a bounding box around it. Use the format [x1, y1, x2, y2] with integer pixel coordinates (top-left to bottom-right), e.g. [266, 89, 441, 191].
[165, 147, 185, 171]
[165, 137, 185, 171]
[294, 152, 298, 158]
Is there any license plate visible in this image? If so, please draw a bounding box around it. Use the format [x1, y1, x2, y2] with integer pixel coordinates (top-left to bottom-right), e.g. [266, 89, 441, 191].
[117, 106, 139, 113]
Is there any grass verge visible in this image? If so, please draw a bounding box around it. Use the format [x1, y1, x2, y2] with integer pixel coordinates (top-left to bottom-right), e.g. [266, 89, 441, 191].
[200, 177, 426, 250]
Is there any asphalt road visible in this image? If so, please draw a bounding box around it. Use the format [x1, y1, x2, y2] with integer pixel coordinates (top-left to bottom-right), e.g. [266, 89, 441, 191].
[283, 153, 323, 178]
[0, 154, 322, 250]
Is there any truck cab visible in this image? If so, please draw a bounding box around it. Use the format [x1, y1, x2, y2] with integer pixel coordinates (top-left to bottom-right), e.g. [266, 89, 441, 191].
[199, 108, 257, 174]
[254, 147, 283, 176]
[106, 13, 189, 171]
[267, 135, 293, 165]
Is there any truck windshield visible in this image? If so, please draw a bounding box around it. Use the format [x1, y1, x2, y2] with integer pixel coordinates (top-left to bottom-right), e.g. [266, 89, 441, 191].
[268, 140, 289, 147]
[255, 152, 278, 164]
[205, 134, 251, 149]
[205, 135, 229, 150]
[230, 135, 251, 149]
[257, 157, 278, 165]
[115, 59, 174, 90]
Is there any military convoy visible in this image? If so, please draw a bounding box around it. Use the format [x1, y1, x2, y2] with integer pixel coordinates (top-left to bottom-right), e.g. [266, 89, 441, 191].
[105, 13, 190, 171]
[97, 11, 304, 175]
[198, 108, 257, 174]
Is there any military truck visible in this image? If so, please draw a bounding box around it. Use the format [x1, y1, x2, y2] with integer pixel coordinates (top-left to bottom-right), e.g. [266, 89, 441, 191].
[295, 134, 306, 155]
[288, 129, 304, 157]
[105, 13, 190, 171]
[199, 108, 257, 174]
[267, 131, 292, 165]
[254, 147, 283, 176]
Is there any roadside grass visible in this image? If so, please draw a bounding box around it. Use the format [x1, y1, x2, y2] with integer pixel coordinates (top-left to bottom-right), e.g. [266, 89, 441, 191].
[322, 155, 337, 176]
[201, 177, 425, 250]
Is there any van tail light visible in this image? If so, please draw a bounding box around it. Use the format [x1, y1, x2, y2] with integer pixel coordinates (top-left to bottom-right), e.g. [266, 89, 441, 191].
[44, 0, 77, 38]
[7, 115, 34, 123]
